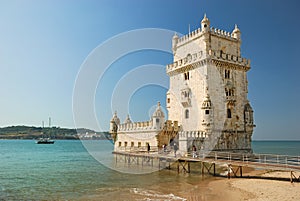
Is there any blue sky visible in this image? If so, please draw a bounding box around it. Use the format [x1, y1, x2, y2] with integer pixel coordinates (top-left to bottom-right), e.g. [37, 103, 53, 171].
[0, 0, 299, 140]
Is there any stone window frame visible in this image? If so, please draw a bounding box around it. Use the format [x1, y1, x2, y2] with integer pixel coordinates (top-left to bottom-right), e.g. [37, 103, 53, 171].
[184, 72, 190, 80]
[185, 109, 189, 119]
[227, 108, 232, 118]
[225, 88, 234, 97]
[225, 69, 230, 79]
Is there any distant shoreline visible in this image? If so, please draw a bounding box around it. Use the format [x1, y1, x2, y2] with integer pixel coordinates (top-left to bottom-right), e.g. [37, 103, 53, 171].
[0, 125, 111, 140]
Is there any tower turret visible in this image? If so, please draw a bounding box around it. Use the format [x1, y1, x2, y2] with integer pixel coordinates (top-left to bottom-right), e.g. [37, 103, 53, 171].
[152, 102, 165, 130]
[232, 24, 241, 40]
[172, 32, 179, 54]
[109, 111, 120, 142]
[201, 14, 210, 32]
[201, 94, 213, 132]
[124, 114, 132, 124]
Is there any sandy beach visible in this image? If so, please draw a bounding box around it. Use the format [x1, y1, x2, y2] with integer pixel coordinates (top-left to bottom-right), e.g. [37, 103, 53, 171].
[75, 169, 300, 201]
[208, 170, 300, 201]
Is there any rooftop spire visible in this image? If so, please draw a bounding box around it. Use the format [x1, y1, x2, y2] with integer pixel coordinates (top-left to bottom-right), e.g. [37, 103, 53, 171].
[201, 13, 209, 23]
[201, 13, 210, 32]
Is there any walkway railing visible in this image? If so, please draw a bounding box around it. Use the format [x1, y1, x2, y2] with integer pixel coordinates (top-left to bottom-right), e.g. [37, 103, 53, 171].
[185, 150, 300, 171]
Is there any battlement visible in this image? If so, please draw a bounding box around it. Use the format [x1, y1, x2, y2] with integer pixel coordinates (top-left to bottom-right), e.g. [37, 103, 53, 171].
[210, 27, 237, 40]
[166, 51, 206, 74]
[209, 49, 251, 67]
[166, 50, 250, 74]
[179, 130, 208, 139]
[177, 28, 202, 46]
[176, 26, 239, 47]
[118, 120, 161, 132]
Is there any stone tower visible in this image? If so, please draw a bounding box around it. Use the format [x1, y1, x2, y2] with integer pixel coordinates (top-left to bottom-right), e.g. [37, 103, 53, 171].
[166, 15, 255, 153]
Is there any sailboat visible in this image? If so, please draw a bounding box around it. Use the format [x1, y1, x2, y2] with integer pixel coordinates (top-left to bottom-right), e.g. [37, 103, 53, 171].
[35, 118, 55, 144]
[36, 138, 55, 144]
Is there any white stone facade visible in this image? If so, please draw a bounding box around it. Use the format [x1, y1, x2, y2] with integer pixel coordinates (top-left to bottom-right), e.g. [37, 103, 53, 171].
[111, 102, 165, 152]
[110, 14, 255, 154]
[166, 15, 254, 153]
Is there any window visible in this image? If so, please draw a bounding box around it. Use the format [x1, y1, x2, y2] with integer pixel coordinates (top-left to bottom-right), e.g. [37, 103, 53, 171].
[225, 70, 230, 79]
[185, 91, 189, 97]
[124, 142, 128, 147]
[167, 98, 170, 103]
[185, 109, 189, 119]
[205, 110, 209, 115]
[225, 88, 234, 97]
[156, 118, 160, 123]
[227, 109, 232, 118]
[118, 142, 121, 147]
[184, 72, 190, 80]
[131, 142, 134, 147]
[138, 142, 141, 148]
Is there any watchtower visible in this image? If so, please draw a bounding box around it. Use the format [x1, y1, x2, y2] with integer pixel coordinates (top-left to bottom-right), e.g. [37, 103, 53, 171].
[166, 14, 255, 153]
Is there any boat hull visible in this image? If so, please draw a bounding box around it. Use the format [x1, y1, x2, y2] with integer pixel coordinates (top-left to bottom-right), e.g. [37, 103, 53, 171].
[35, 139, 55, 144]
[36, 141, 55, 144]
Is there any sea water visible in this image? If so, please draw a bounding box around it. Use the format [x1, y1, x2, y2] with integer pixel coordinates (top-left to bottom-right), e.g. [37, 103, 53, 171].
[0, 140, 299, 200]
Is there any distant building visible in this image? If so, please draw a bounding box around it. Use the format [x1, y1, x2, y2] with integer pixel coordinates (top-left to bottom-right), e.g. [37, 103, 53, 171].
[110, 14, 255, 154]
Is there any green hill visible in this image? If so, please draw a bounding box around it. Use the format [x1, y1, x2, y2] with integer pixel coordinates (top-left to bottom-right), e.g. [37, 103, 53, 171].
[0, 126, 110, 140]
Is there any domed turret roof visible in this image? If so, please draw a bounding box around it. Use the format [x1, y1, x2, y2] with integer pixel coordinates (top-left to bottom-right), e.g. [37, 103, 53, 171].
[124, 114, 132, 124]
[201, 95, 212, 109]
[111, 111, 120, 125]
[201, 13, 210, 24]
[152, 102, 165, 118]
[244, 102, 253, 112]
[173, 32, 179, 39]
[232, 24, 240, 33]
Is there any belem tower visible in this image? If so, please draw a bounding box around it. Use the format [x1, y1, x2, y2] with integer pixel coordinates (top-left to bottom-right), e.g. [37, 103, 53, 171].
[110, 14, 255, 154]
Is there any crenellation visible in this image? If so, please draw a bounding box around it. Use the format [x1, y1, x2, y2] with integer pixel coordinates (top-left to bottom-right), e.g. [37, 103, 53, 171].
[167, 49, 250, 75]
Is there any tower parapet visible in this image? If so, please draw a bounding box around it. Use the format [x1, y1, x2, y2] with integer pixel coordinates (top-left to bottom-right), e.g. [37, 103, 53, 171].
[176, 24, 241, 48]
[166, 50, 250, 75]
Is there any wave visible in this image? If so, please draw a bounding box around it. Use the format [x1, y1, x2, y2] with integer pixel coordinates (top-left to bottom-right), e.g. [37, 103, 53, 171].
[131, 187, 187, 201]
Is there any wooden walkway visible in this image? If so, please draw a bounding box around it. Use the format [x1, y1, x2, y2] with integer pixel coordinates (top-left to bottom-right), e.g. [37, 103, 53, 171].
[113, 150, 300, 182]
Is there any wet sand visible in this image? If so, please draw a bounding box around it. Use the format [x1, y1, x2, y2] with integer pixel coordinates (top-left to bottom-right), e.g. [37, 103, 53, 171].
[77, 169, 300, 201]
[208, 170, 300, 201]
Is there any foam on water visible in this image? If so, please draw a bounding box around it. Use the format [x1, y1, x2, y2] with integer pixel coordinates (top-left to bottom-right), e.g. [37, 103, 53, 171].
[131, 188, 187, 201]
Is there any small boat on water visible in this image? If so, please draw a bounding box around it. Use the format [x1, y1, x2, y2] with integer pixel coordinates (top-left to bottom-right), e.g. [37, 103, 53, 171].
[36, 138, 55, 144]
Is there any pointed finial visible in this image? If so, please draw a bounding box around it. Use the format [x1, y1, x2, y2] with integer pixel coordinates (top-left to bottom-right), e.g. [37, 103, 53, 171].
[157, 101, 161, 107]
[233, 24, 240, 32]
[201, 13, 210, 24]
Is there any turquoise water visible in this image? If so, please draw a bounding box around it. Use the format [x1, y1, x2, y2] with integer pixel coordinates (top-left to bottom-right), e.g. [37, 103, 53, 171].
[0, 140, 211, 200]
[252, 140, 300, 156]
[0, 140, 299, 200]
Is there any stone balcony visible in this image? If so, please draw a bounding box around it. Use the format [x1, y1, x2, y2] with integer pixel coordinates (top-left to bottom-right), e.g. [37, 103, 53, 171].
[166, 50, 250, 75]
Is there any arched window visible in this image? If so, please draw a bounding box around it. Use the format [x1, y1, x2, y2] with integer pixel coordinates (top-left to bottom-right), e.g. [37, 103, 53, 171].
[225, 70, 230, 79]
[227, 109, 232, 118]
[184, 72, 190, 80]
[185, 109, 189, 119]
